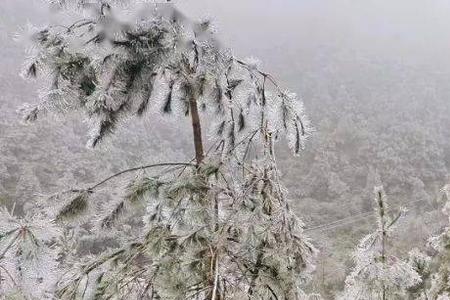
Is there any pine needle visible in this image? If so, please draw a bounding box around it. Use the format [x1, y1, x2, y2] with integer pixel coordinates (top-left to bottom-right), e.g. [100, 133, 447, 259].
[55, 191, 89, 221]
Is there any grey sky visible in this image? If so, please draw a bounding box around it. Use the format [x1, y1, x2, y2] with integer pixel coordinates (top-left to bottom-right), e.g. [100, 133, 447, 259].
[177, 0, 450, 70]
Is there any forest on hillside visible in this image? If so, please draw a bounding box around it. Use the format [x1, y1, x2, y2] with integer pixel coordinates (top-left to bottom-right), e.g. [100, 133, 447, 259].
[1, 0, 450, 299]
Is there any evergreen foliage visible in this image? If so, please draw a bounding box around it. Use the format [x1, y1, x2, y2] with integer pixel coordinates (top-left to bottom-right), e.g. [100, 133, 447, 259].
[2, 0, 317, 298]
[0, 207, 60, 299]
[338, 186, 421, 300]
[407, 248, 431, 300]
[3, 1, 448, 299]
[427, 185, 450, 300]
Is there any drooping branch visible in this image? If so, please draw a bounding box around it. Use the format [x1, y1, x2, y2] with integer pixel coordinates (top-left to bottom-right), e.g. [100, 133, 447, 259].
[51, 162, 194, 198]
[88, 162, 194, 191]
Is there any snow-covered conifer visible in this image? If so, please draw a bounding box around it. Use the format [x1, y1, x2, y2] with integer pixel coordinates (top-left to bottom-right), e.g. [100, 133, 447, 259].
[337, 185, 421, 300]
[14, 0, 317, 298]
[406, 248, 431, 300]
[427, 184, 450, 299]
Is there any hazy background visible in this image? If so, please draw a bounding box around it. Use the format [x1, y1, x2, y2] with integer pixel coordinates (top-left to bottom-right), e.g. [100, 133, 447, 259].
[1, 0, 450, 297]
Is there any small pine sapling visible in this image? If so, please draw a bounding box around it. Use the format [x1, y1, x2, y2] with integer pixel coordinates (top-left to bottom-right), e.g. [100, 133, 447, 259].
[337, 185, 421, 300]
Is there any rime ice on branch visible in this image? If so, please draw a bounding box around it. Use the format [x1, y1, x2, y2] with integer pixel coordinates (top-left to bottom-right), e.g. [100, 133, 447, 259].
[13, 0, 317, 299]
[338, 186, 421, 300]
[426, 184, 450, 299]
[0, 208, 60, 299]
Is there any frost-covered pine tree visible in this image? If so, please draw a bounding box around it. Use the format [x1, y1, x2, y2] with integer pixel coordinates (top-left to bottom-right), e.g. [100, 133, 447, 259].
[427, 184, 450, 300]
[8, 0, 318, 298]
[337, 185, 421, 300]
[406, 248, 431, 300]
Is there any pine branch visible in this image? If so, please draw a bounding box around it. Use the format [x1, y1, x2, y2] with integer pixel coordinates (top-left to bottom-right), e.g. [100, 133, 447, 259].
[0, 231, 19, 260]
[53, 162, 194, 198]
[89, 162, 194, 191]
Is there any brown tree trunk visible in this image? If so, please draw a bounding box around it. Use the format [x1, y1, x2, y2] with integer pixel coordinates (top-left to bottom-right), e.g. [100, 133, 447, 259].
[189, 91, 204, 166]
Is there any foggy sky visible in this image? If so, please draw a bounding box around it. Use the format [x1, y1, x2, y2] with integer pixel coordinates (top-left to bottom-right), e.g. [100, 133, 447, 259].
[178, 0, 450, 71]
[3, 0, 450, 72]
